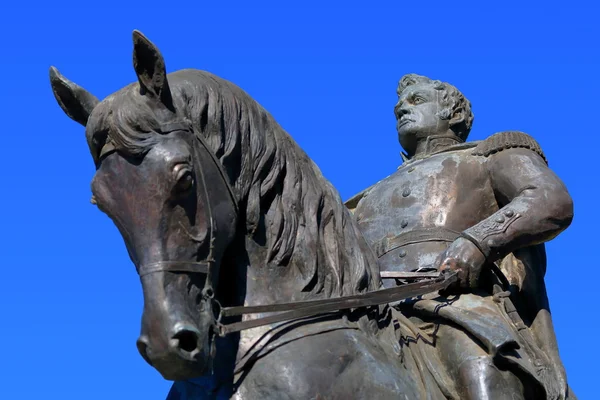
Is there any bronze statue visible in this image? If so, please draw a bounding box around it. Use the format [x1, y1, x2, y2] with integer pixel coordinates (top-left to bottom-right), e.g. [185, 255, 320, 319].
[49, 31, 575, 399]
[347, 74, 575, 399]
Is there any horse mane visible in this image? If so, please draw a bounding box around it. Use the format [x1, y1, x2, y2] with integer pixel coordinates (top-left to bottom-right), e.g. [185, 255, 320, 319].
[87, 69, 380, 298]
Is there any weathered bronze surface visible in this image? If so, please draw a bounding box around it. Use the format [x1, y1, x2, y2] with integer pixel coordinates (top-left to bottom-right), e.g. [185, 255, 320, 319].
[49, 32, 575, 399]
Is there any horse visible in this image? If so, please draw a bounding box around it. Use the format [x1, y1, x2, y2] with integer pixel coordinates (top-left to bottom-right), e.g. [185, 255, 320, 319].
[49, 31, 443, 399]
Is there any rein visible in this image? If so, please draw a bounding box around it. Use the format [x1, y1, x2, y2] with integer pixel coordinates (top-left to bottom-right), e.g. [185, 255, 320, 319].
[215, 270, 457, 336]
[130, 121, 458, 338]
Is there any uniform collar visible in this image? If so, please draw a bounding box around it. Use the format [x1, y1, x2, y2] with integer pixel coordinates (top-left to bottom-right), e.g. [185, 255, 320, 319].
[401, 134, 467, 163]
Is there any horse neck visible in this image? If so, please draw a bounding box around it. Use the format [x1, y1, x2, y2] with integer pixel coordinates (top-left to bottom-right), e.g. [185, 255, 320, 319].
[219, 235, 301, 309]
[228, 192, 377, 309]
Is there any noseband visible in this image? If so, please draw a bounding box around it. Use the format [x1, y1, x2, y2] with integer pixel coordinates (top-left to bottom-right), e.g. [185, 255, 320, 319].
[138, 260, 210, 277]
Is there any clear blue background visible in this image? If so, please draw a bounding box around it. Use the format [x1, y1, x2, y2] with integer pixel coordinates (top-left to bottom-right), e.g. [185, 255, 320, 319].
[0, 1, 597, 398]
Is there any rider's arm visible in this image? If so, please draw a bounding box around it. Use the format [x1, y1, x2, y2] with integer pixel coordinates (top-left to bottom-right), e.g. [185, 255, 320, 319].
[460, 140, 573, 263]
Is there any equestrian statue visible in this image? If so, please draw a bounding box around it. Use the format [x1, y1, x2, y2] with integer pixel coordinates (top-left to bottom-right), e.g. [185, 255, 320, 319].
[49, 31, 575, 399]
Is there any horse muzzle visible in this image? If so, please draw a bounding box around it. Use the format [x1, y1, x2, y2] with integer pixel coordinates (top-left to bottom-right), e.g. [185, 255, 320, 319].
[136, 265, 217, 380]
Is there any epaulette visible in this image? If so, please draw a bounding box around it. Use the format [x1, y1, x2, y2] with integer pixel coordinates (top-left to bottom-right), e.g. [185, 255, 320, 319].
[472, 130, 548, 164]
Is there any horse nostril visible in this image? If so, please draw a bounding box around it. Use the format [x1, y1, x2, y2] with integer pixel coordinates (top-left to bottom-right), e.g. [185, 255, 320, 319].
[136, 336, 152, 365]
[172, 328, 200, 353]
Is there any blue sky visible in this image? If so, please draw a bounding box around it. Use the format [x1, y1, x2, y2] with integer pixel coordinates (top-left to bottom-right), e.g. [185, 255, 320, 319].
[1, 0, 597, 398]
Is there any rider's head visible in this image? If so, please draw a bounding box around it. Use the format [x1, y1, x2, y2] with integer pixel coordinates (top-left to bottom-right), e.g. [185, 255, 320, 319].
[394, 74, 474, 155]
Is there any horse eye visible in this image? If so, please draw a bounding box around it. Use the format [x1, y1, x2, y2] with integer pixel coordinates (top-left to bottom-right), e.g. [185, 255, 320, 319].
[177, 171, 194, 192]
[173, 163, 195, 194]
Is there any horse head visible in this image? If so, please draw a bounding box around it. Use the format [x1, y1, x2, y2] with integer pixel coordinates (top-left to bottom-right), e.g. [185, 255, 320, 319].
[49, 31, 238, 380]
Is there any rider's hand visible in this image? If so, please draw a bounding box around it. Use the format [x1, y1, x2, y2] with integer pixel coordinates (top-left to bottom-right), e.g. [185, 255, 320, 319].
[438, 237, 486, 291]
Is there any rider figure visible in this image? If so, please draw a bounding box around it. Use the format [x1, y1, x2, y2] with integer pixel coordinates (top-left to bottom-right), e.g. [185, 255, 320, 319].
[348, 74, 575, 399]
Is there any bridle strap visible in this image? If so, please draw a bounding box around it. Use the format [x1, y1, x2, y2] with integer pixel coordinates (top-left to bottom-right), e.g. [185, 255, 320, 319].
[194, 133, 239, 215]
[138, 261, 211, 278]
[160, 120, 239, 215]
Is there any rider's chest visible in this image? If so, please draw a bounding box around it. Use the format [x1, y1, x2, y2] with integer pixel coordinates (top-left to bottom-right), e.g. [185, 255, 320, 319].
[357, 152, 495, 226]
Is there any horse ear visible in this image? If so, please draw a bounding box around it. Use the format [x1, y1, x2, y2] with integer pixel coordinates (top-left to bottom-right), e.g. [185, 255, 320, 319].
[49, 66, 100, 126]
[132, 30, 174, 110]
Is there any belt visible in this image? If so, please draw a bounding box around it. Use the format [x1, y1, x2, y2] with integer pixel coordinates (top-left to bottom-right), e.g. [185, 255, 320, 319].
[374, 227, 461, 258]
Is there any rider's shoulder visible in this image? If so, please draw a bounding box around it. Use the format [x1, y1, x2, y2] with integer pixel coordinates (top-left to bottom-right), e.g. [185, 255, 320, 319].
[471, 130, 548, 164]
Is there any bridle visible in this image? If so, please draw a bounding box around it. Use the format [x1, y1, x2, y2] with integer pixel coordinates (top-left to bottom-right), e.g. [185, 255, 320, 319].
[134, 120, 236, 332]
[103, 119, 458, 338]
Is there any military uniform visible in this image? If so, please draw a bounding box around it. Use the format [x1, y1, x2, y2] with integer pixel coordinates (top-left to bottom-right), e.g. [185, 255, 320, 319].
[348, 131, 575, 400]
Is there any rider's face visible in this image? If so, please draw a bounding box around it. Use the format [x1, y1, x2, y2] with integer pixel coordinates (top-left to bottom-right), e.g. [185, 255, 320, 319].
[394, 84, 450, 155]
